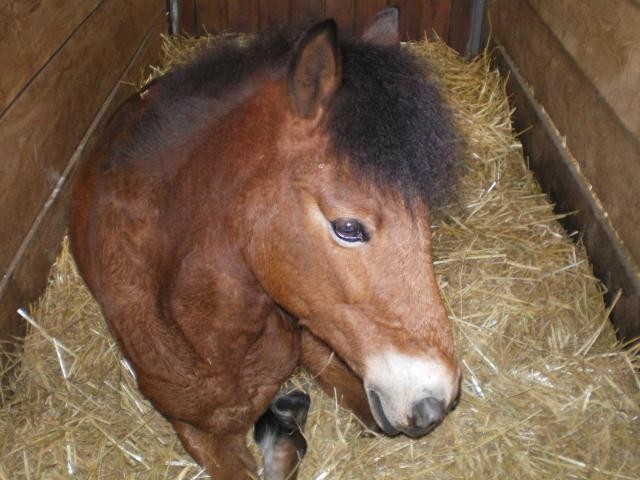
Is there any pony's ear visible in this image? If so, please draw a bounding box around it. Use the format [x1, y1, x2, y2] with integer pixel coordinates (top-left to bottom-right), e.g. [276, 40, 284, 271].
[362, 6, 400, 46]
[288, 19, 341, 119]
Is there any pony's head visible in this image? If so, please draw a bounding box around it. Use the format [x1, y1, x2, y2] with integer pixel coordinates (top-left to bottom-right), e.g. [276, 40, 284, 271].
[238, 8, 462, 437]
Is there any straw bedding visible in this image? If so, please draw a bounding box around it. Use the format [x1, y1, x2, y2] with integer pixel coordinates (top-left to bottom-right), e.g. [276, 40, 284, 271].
[1, 36, 638, 479]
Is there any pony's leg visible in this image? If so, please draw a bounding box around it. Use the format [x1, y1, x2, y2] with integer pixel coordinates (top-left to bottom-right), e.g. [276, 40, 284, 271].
[172, 420, 257, 478]
[254, 390, 310, 480]
[300, 329, 379, 431]
[157, 307, 299, 479]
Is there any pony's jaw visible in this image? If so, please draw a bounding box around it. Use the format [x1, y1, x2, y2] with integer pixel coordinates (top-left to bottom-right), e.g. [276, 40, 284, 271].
[363, 349, 460, 437]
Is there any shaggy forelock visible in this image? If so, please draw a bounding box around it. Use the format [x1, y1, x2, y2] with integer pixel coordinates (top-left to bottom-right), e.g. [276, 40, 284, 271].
[328, 41, 461, 208]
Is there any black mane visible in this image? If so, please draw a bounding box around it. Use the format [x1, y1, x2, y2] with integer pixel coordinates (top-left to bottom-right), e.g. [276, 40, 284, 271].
[129, 30, 461, 208]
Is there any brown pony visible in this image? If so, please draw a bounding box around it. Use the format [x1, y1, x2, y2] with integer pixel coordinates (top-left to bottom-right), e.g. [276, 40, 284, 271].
[70, 7, 461, 479]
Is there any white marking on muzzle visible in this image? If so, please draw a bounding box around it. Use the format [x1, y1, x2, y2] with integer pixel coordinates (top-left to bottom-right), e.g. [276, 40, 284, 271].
[363, 350, 457, 430]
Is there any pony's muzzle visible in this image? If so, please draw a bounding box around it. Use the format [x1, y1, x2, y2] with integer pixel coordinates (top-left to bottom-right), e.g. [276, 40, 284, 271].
[366, 388, 445, 438]
[363, 350, 459, 438]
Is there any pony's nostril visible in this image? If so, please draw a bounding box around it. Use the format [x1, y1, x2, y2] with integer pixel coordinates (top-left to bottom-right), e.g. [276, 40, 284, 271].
[366, 388, 400, 436]
[408, 397, 445, 437]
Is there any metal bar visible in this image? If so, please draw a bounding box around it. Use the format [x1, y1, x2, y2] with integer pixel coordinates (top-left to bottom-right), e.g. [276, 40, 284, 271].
[167, 0, 181, 35]
[466, 0, 486, 58]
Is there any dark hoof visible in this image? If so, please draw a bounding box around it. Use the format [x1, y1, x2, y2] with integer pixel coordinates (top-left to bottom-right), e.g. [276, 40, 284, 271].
[271, 390, 311, 430]
[254, 389, 311, 456]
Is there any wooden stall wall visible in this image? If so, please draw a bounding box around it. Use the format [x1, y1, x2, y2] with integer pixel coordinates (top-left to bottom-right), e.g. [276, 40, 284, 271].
[179, 0, 475, 52]
[487, 0, 640, 339]
[0, 1, 166, 356]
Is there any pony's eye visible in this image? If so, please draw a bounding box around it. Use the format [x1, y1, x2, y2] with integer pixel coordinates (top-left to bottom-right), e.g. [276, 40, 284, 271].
[331, 218, 369, 243]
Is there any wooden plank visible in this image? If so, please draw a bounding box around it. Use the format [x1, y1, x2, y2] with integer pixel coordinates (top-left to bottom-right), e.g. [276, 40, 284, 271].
[0, 0, 103, 114]
[0, 14, 165, 362]
[492, 44, 640, 340]
[259, 0, 290, 29]
[325, 0, 355, 37]
[395, 0, 423, 41]
[290, 0, 323, 26]
[180, 0, 198, 34]
[0, 0, 164, 278]
[227, 0, 259, 32]
[97, 20, 166, 125]
[448, 0, 472, 55]
[353, 0, 389, 37]
[196, 0, 227, 34]
[422, 0, 451, 40]
[488, 0, 640, 266]
[527, 0, 640, 139]
[0, 177, 71, 363]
